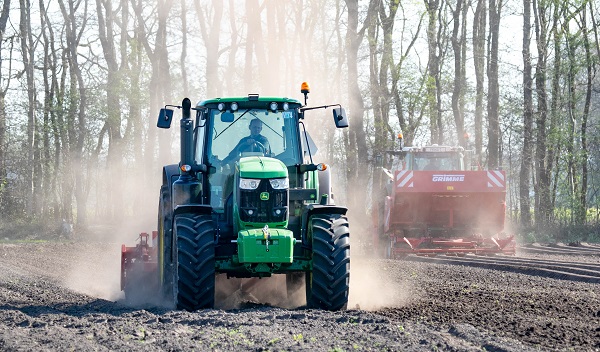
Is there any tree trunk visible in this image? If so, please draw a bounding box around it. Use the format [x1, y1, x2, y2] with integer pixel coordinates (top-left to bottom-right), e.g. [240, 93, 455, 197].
[519, 0, 533, 228]
[19, 0, 37, 214]
[0, 0, 10, 212]
[579, 7, 591, 224]
[451, 0, 465, 147]
[472, 0, 486, 165]
[565, 27, 577, 224]
[345, 0, 369, 222]
[532, 0, 550, 230]
[425, 0, 441, 144]
[58, 0, 89, 227]
[487, 0, 502, 169]
[546, 2, 562, 221]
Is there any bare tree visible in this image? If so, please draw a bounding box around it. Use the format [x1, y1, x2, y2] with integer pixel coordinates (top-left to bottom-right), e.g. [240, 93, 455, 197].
[532, 0, 550, 229]
[19, 0, 37, 214]
[344, 0, 370, 221]
[57, 0, 89, 226]
[133, 0, 173, 168]
[487, 0, 502, 169]
[547, 0, 565, 218]
[472, 0, 485, 165]
[390, 3, 425, 147]
[425, 0, 442, 144]
[0, 0, 11, 210]
[38, 0, 58, 218]
[367, 0, 395, 159]
[450, 0, 467, 147]
[520, 0, 533, 227]
[195, 0, 222, 97]
[578, 6, 592, 224]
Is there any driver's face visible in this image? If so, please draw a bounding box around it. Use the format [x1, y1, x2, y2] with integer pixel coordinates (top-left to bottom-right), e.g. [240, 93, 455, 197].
[249, 121, 262, 136]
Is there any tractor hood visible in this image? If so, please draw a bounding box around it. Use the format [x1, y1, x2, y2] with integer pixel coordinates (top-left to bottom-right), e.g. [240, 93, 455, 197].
[238, 157, 288, 179]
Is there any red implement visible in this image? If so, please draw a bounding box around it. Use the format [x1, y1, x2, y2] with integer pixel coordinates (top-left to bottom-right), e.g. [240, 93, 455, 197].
[374, 146, 517, 258]
[121, 232, 158, 292]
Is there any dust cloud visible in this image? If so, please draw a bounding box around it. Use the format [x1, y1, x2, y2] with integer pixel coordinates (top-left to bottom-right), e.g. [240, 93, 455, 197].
[348, 257, 412, 311]
[62, 165, 159, 303]
[215, 275, 304, 310]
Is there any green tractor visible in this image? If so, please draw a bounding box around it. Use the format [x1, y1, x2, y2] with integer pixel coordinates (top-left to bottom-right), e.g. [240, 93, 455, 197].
[121, 83, 350, 311]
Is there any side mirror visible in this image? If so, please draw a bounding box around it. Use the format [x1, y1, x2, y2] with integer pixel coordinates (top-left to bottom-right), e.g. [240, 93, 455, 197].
[332, 107, 348, 128]
[157, 108, 173, 129]
[221, 111, 235, 123]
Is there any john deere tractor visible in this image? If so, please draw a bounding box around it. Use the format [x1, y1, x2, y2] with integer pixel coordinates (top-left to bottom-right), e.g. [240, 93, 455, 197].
[121, 83, 350, 311]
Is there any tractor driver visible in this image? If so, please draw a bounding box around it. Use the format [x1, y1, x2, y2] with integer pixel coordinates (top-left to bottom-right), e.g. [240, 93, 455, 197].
[222, 118, 271, 163]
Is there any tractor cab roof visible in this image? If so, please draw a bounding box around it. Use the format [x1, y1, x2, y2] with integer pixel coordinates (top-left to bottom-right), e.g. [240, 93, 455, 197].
[402, 145, 464, 154]
[197, 95, 302, 109]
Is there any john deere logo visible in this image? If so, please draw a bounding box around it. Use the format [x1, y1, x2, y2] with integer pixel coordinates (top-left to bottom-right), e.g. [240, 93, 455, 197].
[260, 192, 270, 201]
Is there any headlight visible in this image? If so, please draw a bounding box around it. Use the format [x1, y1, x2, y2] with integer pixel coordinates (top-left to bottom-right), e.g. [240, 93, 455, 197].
[269, 102, 278, 111]
[240, 178, 261, 190]
[230, 102, 239, 111]
[269, 178, 289, 189]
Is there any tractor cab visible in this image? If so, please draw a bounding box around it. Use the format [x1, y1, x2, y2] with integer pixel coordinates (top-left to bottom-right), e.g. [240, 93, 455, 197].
[194, 97, 304, 210]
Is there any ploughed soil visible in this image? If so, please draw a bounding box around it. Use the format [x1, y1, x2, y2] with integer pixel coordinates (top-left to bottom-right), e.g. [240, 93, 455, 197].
[0, 237, 598, 351]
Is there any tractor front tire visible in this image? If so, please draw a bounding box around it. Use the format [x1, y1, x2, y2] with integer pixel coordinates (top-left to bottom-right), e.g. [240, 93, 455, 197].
[173, 213, 216, 310]
[306, 214, 350, 311]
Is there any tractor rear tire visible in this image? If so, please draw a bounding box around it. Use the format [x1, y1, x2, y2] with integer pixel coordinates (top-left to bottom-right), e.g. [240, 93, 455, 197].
[173, 213, 216, 311]
[158, 185, 175, 306]
[306, 214, 350, 311]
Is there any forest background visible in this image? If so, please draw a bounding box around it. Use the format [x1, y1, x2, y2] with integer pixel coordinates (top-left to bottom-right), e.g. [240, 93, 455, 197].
[0, 0, 599, 243]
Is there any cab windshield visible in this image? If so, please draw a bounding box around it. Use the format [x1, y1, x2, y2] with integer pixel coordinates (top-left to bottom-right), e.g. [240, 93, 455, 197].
[206, 108, 301, 166]
[412, 152, 463, 171]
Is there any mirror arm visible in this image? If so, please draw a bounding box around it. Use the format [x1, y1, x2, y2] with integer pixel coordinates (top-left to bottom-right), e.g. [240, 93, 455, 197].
[300, 104, 341, 112]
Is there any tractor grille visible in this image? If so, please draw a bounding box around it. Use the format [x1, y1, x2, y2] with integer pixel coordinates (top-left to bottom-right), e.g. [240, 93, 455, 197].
[239, 180, 288, 223]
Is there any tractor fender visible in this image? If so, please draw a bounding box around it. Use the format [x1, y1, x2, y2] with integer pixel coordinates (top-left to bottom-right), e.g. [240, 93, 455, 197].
[300, 204, 348, 245]
[162, 164, 181, 193]
[317, 167, 333, 205]
[173, 204, 212, 217]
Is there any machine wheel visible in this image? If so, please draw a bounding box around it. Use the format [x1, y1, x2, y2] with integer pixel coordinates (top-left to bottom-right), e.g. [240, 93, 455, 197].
[173, 213, 216, 311]
[306, 214, 350, 311]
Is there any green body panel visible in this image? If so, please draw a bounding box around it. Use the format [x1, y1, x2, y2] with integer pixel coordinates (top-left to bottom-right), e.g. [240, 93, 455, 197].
[237, 228, 295, 263]
[306, 170, 318, 202]
[233, 156, 289, 232]
[238, 156, 288, 179]
[214, 258, 311, 277]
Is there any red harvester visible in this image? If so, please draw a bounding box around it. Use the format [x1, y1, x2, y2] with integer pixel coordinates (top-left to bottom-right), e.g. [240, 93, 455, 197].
[373, 142, 516, 258]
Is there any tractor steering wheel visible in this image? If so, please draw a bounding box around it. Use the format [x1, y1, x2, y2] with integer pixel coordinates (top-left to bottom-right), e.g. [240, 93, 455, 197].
[249, 141, 266, 154]
[239, 140, 266, 155]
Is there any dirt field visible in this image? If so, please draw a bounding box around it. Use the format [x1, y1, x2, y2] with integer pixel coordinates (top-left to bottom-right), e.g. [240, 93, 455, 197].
[0, 240, 598, 351]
